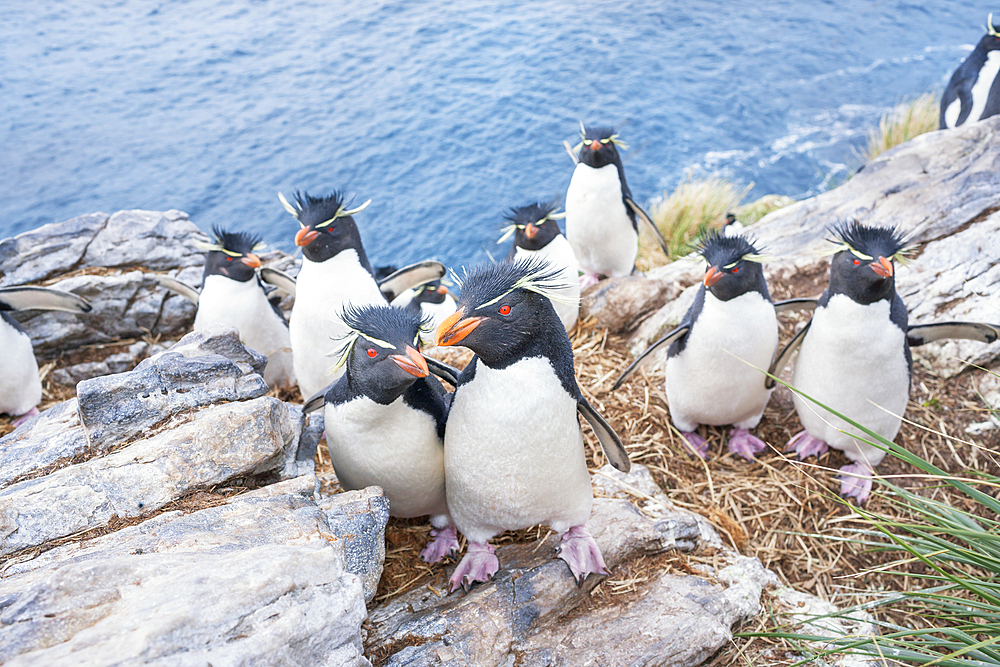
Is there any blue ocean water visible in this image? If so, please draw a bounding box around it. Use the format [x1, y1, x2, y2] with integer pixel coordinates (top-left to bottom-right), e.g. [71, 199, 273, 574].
[0, 1, 983, 270]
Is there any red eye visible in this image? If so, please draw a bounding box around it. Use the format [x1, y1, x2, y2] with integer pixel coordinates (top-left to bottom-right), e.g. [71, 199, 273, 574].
[853, 259, 861, 266]
[367, 348, 377, 358]
[499, 305, 511, 315]
[226, 257, 233, 261]
[732, 267, 739, 273]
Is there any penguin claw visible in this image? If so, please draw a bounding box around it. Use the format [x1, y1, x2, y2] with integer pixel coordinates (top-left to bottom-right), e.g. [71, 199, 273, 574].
[557, 525, 609, 585]
[680, 431, 709, 459]
[727, 428, 767, 462]
[11, 406, 40, 428]
[786, 430, 829, 460]
[449, 542, 498, 593]
[579, 272, 600, 289]
[420, 526, 459, 564]
[838, 463, 874, 504]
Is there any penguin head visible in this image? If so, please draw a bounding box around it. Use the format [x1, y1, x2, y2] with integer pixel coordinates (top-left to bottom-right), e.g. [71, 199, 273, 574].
[333, 304, 431, 403]
[499, 202, 564, 251]
[434, 258, 569, 365]
[577, 124, 624, 169]
[696, 230, 769, 302]
[410, 280, 450, 307]
[200, 226, 264, 283]
[980, 13, 1000, 50]
[278, 191, 372, 264]
[826, 221, 912, 305]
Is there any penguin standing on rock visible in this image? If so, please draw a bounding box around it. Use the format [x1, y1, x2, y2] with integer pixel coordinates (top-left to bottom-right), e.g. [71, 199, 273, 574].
[1, 286, 91, 426]
[279, 191, 386, 399]
[434, 258, 630, 592]
[613, 231, 778, 461]
[303, 304, 459, 563]
[940, 14, 1000, 129]
[564, 124, 669, 288]
[160, 226, 295, 388]
[501, 202, 580, 331]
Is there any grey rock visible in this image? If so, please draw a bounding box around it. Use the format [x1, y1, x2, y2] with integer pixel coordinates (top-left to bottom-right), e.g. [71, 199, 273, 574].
[76, 327, 268, 452]
[280, 407, 320, 481]
[0, 399, 88, 490]
[79, 209, 207, 271]
[319, 485, 391, 602]
[0, 396, 296, 557]
[580, 274, 680, 334]
[51, 349, 138, 386]
[0, 213, 109, 286]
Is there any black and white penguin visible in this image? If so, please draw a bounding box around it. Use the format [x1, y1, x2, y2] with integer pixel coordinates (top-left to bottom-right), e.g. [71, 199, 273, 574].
[940, 14, 1000, 129]
[434, 258, 629, 591]
[279, 191, 386, 399]
[191, 226, 294, 388]
[0, 286, 91, 426]
[500, 202, 580, 331]
[784, 222, 914, 503]
[303, 304, 458, 563]
[564, 124, 669, 288]
[613, 231, 777, 461]
[391, 280, 458, 335]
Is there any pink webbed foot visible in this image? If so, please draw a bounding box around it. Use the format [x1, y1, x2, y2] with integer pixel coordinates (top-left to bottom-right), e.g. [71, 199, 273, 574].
[728, 428, 767, 462]
[838, 462, 874, 504]
[680, 431, 709, 459]
[558, 525, 609, 585]
[449, 542, 499, 592]
[786, 430, 829, 460]
[420, 525, 459, 564]
[11, 406, 39, 428]
[579, 272, 600, 289]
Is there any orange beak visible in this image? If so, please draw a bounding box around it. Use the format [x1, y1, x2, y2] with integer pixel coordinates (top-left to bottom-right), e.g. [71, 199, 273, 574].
[871, 256, 893, 278]
[241, 254, 261, 268]
[524, 223, 538, 239]
[704, 266, 723, 287]
[589, 141, 601, 151]
[295, 227, 319, 246]
[435, 309, 485, 347]
[437, 285, 449, 295]
[391, 346, 429, 378]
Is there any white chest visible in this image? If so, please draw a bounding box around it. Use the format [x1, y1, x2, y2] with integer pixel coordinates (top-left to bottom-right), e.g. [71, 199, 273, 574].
[325, 395, 447, 519]
[792, 295, 910, 462]
[445, 357, 593, 542]
[289, 253, 384, 397]
[665, 291, 778, 430]
[513, 235, 580, 330]
[945, 51, 1000, 128]
[564, 163, 637, 277]
[0, 318, 42, 416]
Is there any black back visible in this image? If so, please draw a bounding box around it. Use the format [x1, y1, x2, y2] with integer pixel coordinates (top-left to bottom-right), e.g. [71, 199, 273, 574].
[577, 125, 637, 232]
[940, 20, 1000, 128]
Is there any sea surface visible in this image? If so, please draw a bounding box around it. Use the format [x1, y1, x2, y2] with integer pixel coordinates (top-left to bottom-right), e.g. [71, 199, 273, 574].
[0, 1, 985, 270]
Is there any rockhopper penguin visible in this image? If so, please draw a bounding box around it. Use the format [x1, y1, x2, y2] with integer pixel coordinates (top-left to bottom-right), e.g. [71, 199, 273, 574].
[940, 14, 1000, 129]
[434, 258, 629, 591]
[0, 286, 92, 426]
[613, 231, 777, 461]
[392, 279, 457, 335]
[303, 304, 458, 563]
[500, 202, 580, 331]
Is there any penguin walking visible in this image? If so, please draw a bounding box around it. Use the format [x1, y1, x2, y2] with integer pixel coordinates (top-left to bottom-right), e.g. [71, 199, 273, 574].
[303, 304, 458, 563]
[940, 14, 1000, 129]
[500, 202, 580, 331]
[613, 231, 777, 461]
[279, 191, 387, 399]
[391, 280, 458, 335]
[564, 124, 669, 287]
[159, 226, 294, 388]
[434, 258, 629, 591]
[0, 286, 92, 426]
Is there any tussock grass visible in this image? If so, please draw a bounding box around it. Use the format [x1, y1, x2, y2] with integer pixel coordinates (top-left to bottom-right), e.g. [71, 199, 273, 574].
[861, 93, 939, 163]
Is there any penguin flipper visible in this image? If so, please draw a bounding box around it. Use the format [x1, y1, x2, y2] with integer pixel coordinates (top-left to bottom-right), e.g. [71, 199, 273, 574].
[0, 286, 92, 313]
[906, 321, 1000, 347]
[766, 320, 812, 389]
[624, 197, 671, 257]
[562, 140, 580, 165]
[303, 387, 330, 413]
[378, 261, 446, 302]
[426, 357, 460, 387]
[577, 397, 630, 473]
[260, 267, 297, 297]
[773, 298, 819, 314]
[611, 324, 690, 391]
[154, 275, 201, 305]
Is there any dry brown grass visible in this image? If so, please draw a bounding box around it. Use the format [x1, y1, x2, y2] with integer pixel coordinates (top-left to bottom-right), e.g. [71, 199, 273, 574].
[860, 93, 940, 163]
